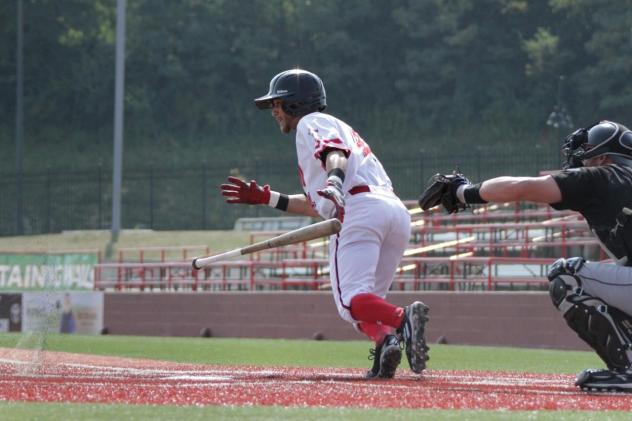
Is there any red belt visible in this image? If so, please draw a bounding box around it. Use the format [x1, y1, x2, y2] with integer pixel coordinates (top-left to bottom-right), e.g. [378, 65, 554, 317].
[349, 185, 370, 195]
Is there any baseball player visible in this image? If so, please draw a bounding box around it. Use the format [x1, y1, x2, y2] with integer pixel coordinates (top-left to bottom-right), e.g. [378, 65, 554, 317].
[220, 69, 429, 379]
[418, 120, 632, 392]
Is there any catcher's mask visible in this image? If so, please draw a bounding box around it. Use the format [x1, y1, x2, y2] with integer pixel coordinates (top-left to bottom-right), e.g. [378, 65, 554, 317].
[254, 69, 327, 117]
[561, 120, 632, 169]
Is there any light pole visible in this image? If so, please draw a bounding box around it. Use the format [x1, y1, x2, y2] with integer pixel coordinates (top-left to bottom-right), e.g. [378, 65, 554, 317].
[15, 0, 24, 235]
[111, 0, 126, 243]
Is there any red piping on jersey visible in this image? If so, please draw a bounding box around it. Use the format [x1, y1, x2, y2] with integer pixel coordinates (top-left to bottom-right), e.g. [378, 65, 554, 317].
[313, 143, 351, 169]
[333, 233, 351, 311]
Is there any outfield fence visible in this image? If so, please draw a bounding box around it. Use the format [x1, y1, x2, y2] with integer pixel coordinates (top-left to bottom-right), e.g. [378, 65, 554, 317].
[0, 147, 561, 235]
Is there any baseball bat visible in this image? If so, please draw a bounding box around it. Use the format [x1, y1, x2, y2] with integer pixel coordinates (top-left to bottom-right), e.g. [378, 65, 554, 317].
[192, 218, 342, 270]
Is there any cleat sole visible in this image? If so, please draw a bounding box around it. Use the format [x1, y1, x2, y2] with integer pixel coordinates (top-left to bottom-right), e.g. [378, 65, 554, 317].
[409, 301, 430, 374]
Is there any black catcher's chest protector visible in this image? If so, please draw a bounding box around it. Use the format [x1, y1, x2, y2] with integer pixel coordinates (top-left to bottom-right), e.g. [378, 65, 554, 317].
[606, 207, 632, 266]
[552, 164, 632, 266]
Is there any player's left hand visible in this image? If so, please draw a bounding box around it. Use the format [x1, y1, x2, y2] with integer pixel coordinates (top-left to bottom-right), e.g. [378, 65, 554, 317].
[317, 178, 345, 223]
[220, 176, 271, 205]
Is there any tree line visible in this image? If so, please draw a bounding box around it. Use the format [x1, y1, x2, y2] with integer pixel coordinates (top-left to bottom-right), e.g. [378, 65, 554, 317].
[0, 0, 631, 172]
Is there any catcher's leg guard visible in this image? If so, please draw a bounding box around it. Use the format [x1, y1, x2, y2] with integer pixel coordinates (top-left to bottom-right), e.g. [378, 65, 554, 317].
[548, 257, 585, 312]
[548, 257, 632, 371]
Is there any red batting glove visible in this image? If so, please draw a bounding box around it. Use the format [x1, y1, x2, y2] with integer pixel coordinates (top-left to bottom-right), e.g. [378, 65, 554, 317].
[220, 176, 271, 205]
[317, 177, 345, 223]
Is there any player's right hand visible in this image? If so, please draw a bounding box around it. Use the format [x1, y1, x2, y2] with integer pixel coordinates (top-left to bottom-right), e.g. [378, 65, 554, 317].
[220, 176, 271, 205]
[317, 178, 346, 223]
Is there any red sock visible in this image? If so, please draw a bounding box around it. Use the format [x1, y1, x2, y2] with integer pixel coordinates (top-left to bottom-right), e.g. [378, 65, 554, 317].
[357, 322, 393, 344]
[350, 293, 404, 329]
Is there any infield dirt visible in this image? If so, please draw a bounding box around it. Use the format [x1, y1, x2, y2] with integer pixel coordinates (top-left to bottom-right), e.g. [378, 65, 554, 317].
[1, 347, 631, 410]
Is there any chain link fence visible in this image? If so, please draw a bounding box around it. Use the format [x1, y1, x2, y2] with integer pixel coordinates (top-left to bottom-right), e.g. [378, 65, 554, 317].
[0, 147, 561, 235]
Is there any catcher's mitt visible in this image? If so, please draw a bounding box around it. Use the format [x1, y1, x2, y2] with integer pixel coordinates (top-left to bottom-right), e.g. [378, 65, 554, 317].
[418, 172, 470, 213]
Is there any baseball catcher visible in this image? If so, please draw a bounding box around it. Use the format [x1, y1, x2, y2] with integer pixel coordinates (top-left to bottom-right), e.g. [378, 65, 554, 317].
[417, 120, 632, 392]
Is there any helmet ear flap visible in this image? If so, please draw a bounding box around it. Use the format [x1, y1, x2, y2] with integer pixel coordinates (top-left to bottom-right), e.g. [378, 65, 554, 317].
[282, 101, 301, 117]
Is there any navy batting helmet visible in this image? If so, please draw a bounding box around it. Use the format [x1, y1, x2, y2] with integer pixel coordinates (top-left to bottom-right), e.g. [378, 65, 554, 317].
[562, 120, 632, 168]
[254, 69, 326, 117]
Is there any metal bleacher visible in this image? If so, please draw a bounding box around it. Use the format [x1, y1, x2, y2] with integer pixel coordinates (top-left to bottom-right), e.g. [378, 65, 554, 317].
[93, 202, 602, 292]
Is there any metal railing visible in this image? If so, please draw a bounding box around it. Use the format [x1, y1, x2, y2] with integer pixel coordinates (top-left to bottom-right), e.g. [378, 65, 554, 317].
[91, 206, 602, 292]
[92, 256, 559, 292]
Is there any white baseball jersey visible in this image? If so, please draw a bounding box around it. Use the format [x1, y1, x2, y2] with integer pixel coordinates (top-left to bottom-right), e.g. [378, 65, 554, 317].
[294, 112, 411, 324]
[295, 112, 394, 218]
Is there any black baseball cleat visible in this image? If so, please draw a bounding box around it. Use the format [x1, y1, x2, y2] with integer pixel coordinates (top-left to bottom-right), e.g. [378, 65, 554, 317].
[365, 334, 402, 379]
[397, 301, 430, 374]
[576, 368, 632, 392]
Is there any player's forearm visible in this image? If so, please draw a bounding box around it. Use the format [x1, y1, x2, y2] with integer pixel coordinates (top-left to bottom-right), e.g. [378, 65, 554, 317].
[479, 176, 561, 204]
[287, 194, 321, 217]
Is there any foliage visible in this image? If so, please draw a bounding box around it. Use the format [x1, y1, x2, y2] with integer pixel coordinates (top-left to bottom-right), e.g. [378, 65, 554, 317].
[1, 0, 631, 164]
[0, 0, 630, 231]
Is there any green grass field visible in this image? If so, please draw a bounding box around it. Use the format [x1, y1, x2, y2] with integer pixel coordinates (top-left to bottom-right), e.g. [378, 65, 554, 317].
[0, 333, 627, 420]
[0, 230, 248, 258]
[0, 403, 620, 421]
[0, 333, 603, 373]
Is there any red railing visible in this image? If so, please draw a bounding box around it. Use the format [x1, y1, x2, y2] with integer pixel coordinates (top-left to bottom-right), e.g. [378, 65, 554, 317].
[408, 219, 597, 257]
[92, 206, 602, 292]
[405, 201, 580, 225]
[93, 256, 567, 292]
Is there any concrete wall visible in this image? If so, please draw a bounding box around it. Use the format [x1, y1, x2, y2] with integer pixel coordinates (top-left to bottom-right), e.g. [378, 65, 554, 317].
[104, 291, 588, 351]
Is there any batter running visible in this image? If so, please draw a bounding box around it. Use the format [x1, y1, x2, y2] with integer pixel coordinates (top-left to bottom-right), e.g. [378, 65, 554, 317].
[220, 68, 429, 378]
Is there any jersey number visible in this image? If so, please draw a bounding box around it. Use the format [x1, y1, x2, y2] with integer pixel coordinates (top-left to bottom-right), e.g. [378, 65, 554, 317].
[352, 131, 371, 157]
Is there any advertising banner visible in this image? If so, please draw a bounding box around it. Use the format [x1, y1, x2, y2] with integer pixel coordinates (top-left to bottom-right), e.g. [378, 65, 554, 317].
[0, 253, 97, 290]
[0, 293, 22, 332]
[22, 292, 104, 335]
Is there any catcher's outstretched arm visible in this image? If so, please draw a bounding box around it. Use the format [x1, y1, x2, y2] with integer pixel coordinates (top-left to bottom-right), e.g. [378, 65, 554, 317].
[419, 172, 563, 214]
[477, 176, 561, 204]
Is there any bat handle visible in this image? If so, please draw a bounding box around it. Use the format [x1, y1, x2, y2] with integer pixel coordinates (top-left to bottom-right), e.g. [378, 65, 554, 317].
[192, 249, 242, 269]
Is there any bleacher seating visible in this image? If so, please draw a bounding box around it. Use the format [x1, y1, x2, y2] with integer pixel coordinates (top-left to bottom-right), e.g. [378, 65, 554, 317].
[94, 202, 604, 292]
